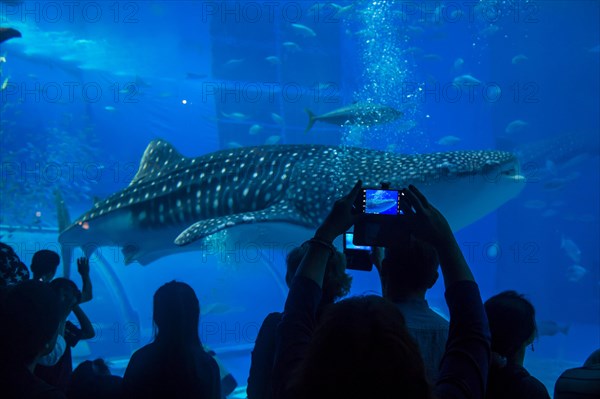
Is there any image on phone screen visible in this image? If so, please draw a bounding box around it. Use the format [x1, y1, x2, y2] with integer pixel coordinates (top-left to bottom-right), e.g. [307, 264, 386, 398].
[364, 189, 399, 215]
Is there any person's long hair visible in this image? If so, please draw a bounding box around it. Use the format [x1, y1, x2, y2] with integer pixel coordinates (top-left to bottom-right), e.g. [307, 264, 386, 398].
[153, 281, 201, 348]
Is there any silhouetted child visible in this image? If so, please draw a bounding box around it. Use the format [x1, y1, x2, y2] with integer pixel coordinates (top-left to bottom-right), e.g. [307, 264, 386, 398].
[35, 278, 95, 392]
[30, 250, 61, 283]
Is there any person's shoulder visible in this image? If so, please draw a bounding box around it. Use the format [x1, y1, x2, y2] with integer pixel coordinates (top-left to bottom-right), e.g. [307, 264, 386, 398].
[263, 312, 283, 325]
[518, 370, 550, 398]
[426, 307, 450, 325]
[129, 342, 156, 360]
[195, 347, 221, 372]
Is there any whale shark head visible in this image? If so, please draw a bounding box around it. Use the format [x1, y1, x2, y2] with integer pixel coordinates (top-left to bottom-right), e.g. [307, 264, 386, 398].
[58, 141, 524, 265]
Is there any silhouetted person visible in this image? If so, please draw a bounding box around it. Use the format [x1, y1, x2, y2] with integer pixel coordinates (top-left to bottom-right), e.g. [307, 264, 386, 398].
[376, 237, 448, 382]
[247, 245, 352, 399]
[35, 278, 95, 392]
[67, 358, 122, 399]
[31, 250, 61, 283]
[484, 291, 550, 399]
[31, 253, 92, 303]
[0, 280, 65, 398]
[272, 183, 491, 399]
[1, 242, 30, 286]
[554, 348, 600, 399]
[122, 281, 221, 399]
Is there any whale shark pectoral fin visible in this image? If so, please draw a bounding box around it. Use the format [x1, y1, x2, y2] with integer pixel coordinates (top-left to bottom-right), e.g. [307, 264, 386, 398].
[121, 244, 140, 265]
[174, 204, 310, 246]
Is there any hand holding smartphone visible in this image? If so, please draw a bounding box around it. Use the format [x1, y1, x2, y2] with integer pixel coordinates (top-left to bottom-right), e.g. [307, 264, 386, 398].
[352, 187, 412, 247]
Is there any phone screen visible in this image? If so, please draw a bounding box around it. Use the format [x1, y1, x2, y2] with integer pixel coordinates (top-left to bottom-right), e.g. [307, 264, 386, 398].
[363, 189, 400, 215]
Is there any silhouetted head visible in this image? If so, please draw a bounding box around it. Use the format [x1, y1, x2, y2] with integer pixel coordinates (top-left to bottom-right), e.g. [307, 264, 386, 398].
[382, 235, 440, 300]
[72, 358, 112, 377]
[49, 278, 81, 317]
[286, 243, 352, 304]
[0, 280, 61, 366]
[69, 358, 122, 399]
[291, 295, 433, 399]
[584, 349, 600, 367]
[31, 250, 60, 282]
[153, 281, 200, 348]
[485, 290, 537, 359]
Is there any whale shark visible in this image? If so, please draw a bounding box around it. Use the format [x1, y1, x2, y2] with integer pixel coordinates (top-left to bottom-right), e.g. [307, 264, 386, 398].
[58, 139, 524, 267]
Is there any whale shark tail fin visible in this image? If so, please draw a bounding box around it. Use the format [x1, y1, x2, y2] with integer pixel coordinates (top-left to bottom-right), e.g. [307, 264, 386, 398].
[304, 109, 317, 133]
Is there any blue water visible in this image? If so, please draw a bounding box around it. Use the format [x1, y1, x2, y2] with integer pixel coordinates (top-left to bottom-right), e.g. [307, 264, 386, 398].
[1, 1, 598, 397]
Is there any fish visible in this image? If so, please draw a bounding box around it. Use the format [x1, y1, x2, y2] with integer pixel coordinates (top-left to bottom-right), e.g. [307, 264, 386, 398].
[543, 172, 580, 191]
[221, 112, 249, 120]
[561, 235, 582, 263]
[566, 264, 587, 282]
[201, 302, 245, 316]
[291, 23, 316, 37]
[453, 74, 481, 86]
[453, 58, 464, 71]
[523, 200, 546, 210]
[304, 103, 403, 133]
[264, 135, 281, 145]
[511, 54, 528, 64]
[58, 139, 524, 266]
[505, 119, 528, 135]
[0, 27, 21, 44]
[265, 56, 281, 65]
[479, 24, 499, 37]
[541, 209, 558, 218]
[186, 72, 208, 80]
[248, 124, 262, 135]
[135, 75, 151, 88]
[223, 58, 244, 68]
[330, 3, 354, 17]
[282, 42, 301, 52]
[436, 135, 461, 146]
[271, 112, 284, 126]
[537, 320, 570, 336]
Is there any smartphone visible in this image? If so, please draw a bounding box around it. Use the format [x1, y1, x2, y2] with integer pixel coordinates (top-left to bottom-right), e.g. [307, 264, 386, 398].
[353, 188, 411, 247]
[343, 232, 373, 271]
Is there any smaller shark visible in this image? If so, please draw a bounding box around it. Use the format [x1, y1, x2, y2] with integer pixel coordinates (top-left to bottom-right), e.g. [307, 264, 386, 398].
[0, 28, 21, 44]
[304, 103, 403, 133]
